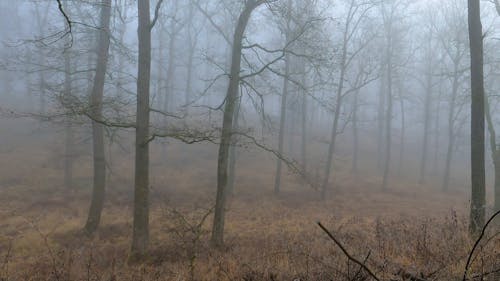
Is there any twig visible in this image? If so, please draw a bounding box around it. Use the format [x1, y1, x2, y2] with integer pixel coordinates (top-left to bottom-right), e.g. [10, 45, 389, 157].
[317, 222, 381, 281]
[462, 209, 500, 281]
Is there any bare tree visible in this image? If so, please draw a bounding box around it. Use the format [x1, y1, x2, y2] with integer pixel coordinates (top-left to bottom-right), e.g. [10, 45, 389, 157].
[418, 25, 436, 185]
[83, 0, 112, 236]
[130, 0, 164, 260]
[434, 0, 468, 191]
[467, 0, 486, 235]
[321, 0, 375, 197]
[274, 0, 292, 195]
[211, 0, 267, 248]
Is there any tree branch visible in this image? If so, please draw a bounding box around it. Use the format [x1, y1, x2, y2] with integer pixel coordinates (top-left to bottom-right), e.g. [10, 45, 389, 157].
[317, 222, 381, 281]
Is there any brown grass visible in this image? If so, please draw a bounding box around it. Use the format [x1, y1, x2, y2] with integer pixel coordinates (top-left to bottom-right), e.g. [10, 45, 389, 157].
[0, 127, 498, 281]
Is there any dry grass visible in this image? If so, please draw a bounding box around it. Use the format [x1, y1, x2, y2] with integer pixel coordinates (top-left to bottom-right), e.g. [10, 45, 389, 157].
[0, 125, 498, 280]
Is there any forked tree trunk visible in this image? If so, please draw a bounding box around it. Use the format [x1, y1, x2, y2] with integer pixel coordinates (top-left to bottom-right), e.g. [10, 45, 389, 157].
[84, 0, 112, 235]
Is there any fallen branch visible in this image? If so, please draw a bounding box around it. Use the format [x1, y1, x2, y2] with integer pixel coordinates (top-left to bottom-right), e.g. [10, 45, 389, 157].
[317, 222, 381, 281]
[462, 209, 500, 281]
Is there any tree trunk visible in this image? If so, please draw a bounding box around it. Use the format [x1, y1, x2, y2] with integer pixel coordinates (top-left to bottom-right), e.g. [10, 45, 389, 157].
[494, 155, 500, 213]
[163, 1, 178, 114]
[321, 37, 347, 198]
[185, 2, 195, 109]
[63, 50, 74, 189]
[84, 0, 112, 236]
[432, 96, 440, 174]
[156, 20, 164, 104]
[377, 63, 386, 170]
[467, 0, 486, 236]
[381, 40, 393, 190]
[352, 88, 359, 174]
[130, 0, 152, 260]
[211, 0, 262, 247]
[485, 93, 499, 212]
[419, 72, 432, 184]
[274, 0, 292, 196]
[300, 63, 308, 173]
[488, 0, 499, 215]
[398, 92, 405, 175]
[442, 61, 459, 191]
[227, 95, 241, 196]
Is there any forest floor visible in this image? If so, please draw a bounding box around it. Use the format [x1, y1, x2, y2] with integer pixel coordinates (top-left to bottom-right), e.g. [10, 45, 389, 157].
[0, 127, 498, 280]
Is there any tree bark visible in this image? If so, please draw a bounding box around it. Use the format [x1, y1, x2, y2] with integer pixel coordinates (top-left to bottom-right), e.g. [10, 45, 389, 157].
[485, 95, 500, 213]
[84, 0, 112, 235]
[211, 0, 262, 247]
[467, 0, 486, 236]
[130, 0, 152, 260]
[227, 95, 241, 196]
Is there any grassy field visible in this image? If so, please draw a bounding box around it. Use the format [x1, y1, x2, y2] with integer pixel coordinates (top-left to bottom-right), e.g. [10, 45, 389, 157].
[0, 124, 498, 280]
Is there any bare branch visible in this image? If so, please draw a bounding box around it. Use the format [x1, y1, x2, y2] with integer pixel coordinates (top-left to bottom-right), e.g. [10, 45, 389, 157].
[150, 0, 165, 30]
[317, 222, 381, 281]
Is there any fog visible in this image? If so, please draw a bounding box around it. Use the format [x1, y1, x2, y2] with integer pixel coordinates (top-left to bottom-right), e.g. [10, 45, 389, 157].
[0, 0, 499, 280]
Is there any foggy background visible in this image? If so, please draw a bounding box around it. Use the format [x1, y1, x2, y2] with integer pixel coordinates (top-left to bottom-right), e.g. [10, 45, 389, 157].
[0, 0, 498, 197]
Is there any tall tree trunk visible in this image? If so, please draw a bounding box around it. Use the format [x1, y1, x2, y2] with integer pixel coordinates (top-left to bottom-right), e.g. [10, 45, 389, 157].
[494, 154, 500, 213]
[352, 88, 359, 174]
[467, 0, 486, 236]
[163, 1, 178, 114]
[442, 62, 459, 191]
[274, 0, 292, 196]
[84, 0, 112, 235]
[185, 2, 195, 109]
[211, 0, 262, 247]
[377, 63, 386, 169]
[492, 0, 500, 217]
[131, 0, 152, 260]
[300, 64, 308, 173]
[485, 95, 500, 213]
[398, 92, 405, 175]
[432, 96, 440, 174]
[321, 37, 347, 198]
[227, 96, 241, 196]
[381, 39, 393, 190]
[156, 21, 164, 103]
[419, 71, 432, 184]
[274, 58, 288, 195]
[63, 50, 74, 189]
